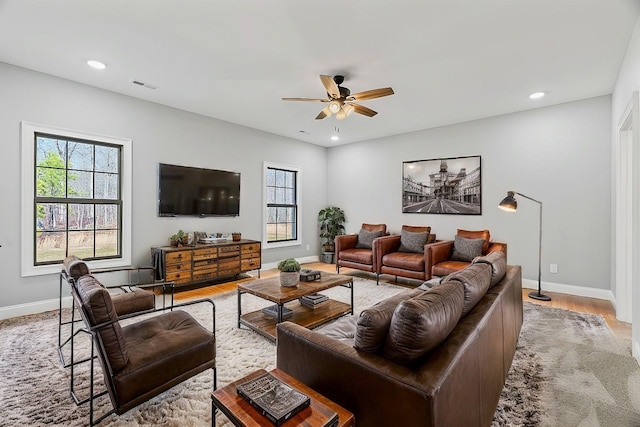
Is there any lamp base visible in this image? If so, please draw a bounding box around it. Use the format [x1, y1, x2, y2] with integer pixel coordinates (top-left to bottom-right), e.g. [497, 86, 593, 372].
[528, 291, 552, 301]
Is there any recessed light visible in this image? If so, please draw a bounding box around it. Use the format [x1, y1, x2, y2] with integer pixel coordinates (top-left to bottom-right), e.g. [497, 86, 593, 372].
[529, 92, 545, 99]
[331, 135, 339, 141]
[87, 60, 106, 70]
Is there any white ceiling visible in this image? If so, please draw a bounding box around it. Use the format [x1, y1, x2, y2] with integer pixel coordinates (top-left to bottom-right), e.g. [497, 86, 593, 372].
[0, 1, 638, 147]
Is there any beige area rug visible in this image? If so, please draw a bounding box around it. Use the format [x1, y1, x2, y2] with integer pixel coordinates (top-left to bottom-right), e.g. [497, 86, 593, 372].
[1, 278, 639, 426]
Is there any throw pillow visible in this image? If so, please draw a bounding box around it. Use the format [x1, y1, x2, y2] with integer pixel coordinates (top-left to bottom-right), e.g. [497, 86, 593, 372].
[398, 229, 429, 253]
[383, 282, 464, 365]
[354, 289, 423, 353]
[451, 235, 485, 262]
[355, 228, 383, 249]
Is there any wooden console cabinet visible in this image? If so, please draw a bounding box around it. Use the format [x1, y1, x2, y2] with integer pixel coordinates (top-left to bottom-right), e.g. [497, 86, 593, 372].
[152, 239, 261, 287]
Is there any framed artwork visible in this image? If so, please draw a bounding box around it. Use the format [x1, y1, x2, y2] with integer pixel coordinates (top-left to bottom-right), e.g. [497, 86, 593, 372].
[402, 155, 482, 215]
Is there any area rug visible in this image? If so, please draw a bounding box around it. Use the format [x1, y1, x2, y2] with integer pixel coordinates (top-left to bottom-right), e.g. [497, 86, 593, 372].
[0, 279, 638, 426]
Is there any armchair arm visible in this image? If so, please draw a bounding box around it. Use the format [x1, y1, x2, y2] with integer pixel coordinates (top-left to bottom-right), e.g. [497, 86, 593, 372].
[335, 234, 358, 257]
[426, 240, 454, 266]
[373, 235, 401, 271]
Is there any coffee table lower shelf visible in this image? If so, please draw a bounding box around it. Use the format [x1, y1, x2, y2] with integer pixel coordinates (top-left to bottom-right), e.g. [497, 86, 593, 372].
[239, 300, 351, 342]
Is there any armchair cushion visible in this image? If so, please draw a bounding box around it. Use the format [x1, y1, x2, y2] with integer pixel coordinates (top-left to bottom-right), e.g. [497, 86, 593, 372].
[355, 228, 384, 249]
[383, 281, 464, 365]
[112, 290, 156, 317]
[381, 251, 425, 272]
[457, 229, 491, 254]
[63, 255, 90, 279]
[398, 229, 430, 253]
[451, 235, 485, 262]
[76, 275, 129, 373]
[354, 289, 423, 353]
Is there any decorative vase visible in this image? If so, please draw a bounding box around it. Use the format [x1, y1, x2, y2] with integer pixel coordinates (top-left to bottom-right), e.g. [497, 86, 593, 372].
[279, 271, 299, 288]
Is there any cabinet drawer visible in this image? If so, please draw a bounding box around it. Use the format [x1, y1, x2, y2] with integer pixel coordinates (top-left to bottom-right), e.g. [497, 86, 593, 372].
[166, 262, 190, 274]
[219, 245, 240, 256]
[192, 248, 217, 261]
[166, 271, 192, 284]
[241, 258, 261, 271]
[241, 243, 261, 254]
[193, 258, 217, 269]
[193, 271, 218, 282]
[166, 251, 192, 264]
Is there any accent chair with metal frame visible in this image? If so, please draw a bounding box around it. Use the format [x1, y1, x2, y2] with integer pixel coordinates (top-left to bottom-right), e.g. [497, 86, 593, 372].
[69, 273, 216, 425]
[335, 223, 387, 281]
[376, 225, 437, 284]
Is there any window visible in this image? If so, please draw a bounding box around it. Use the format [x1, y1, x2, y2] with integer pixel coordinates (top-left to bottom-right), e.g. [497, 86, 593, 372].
[21, 122, 132, 276]
[263, 162, 301, 247]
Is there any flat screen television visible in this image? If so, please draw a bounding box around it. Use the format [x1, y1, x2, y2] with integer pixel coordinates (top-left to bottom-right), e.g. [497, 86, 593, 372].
[158, 163, 240, 217]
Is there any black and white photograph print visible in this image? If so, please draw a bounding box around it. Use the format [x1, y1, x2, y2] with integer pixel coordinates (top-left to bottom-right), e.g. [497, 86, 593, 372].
[402, 155, 482, 215]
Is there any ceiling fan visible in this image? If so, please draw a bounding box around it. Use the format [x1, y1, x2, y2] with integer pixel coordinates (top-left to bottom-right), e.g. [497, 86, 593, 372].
[282, 75, 394, 120]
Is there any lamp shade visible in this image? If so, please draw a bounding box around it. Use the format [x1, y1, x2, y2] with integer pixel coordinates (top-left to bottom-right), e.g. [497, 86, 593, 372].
[328, 100, 341, 114]
[498, 191, 517, 212]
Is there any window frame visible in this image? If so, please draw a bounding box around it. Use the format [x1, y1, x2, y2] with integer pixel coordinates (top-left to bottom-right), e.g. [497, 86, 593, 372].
[262, 161, 301, 249]
[21, 122, 132, 277]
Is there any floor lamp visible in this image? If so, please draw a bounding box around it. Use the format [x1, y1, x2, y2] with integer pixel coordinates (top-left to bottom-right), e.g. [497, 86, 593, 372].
[498, 191, 551, 301]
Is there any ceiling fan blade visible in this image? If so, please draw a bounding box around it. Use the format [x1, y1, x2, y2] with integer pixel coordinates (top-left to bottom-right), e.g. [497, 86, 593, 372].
[351, 103, 378, 117]
[282, 97, 329, 102]
[348, 87, 394, 101]
[320, 75, 341, 99]
[315, 105, 332, 120]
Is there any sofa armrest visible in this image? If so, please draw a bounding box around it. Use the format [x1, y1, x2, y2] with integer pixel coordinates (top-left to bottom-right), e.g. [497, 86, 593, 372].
[427, 240, 454, 266]
[276, 322, 433, 427]
[335, 234, 358, 256]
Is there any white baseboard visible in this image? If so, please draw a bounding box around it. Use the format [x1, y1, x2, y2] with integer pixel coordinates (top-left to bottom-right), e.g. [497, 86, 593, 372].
[522, 278, 615, 304]
[0, 296, 72, 320]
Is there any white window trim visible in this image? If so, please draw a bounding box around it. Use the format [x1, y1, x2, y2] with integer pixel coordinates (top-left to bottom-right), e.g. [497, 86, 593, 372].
[262, 161, 301, 249]
[20, 121, 132, 277]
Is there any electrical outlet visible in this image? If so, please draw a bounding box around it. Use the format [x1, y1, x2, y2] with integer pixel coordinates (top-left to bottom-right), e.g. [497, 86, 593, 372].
[550, 264, 558, 274]
[306, 244, 310, 251]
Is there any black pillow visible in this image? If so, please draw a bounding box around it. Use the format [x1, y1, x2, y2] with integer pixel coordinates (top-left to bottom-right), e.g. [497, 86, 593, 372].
[398, 229, 428, 253]
[355, 229, 383, 249]
[451, 235, 485, 262]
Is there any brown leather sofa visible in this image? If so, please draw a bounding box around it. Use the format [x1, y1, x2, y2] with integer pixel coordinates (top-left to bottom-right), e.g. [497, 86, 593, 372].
[276, 260, 523, 427]
[428, 229, 507, 277]
[375, 225, 437, 283]
[335, 223, 387, 278]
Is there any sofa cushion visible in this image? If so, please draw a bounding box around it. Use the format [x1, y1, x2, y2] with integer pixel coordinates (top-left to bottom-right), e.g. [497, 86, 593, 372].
[63, 255, 91, 279]
[339, 248, 374, 265]
[75, 275, 129, 373]
[318, 315, 358, 345]
[457, 229, 491, 254]
[451, 235, 485, 262]
[355, 228, 383, 249]
[354, 289, 423, 353]
[442, 263, 492, 315]
[383, 282, 464, 365]
[472, 251, 507, 287]
[398, 228, 430, 253]
[381, 251, 425, 272]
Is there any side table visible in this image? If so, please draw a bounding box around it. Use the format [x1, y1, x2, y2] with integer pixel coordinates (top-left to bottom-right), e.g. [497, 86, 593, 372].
[212, 368, 354, 427]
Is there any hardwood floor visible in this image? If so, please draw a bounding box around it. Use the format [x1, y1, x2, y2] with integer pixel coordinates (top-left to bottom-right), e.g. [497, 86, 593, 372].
[172, 262, 631, 340]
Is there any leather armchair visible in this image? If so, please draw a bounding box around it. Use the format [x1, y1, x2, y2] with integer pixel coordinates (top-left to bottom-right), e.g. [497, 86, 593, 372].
[429, 229, 507, 277]
[375, 225, 437, 284]
[336, 223, 387, 278]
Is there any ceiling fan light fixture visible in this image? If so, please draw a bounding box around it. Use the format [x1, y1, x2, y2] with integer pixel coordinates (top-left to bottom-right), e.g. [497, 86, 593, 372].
[329, 100, 342, 114]
[343, 104, 355, 117]
[336, 108, 347, 120]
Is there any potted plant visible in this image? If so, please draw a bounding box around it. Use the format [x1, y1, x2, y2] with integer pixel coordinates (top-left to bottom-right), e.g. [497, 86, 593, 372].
[318, 207, 346, 260]
[169, 230, 189, 247]
[277, 258, 301, 287]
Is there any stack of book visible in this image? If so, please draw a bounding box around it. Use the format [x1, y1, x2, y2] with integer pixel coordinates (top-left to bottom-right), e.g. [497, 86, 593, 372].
[299, 293, 328, 308]
[261, 305, 293, 320]
[236, 372, 311, 425]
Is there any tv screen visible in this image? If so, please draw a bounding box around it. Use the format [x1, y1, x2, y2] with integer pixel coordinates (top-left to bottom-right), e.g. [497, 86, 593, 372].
[158, 163, 240, 217]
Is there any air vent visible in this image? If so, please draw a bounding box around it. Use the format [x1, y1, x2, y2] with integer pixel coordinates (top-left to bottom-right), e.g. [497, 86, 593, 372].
[131, 80, 157, 90]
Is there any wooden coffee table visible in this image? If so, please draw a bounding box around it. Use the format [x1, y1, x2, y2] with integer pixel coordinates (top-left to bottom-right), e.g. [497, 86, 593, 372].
[212, 368, 355, 427]
[237, 272, 353, 342]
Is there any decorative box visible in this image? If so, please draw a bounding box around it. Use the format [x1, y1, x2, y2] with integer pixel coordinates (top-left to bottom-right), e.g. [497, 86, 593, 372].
[300, 269, 321, 281]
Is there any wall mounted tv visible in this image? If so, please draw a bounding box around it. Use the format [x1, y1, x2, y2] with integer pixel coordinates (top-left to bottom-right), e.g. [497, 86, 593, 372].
[158, 163, 240, 217]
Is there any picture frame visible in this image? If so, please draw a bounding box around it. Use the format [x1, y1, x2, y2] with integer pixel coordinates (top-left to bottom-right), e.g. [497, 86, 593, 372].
[402, 155, 482, 215]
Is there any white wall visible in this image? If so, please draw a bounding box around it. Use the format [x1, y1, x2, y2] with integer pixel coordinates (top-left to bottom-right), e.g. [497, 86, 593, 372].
[611, 14, 640, 360]
[327, 96, 612, 296]
[0, 62, 327, 311]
